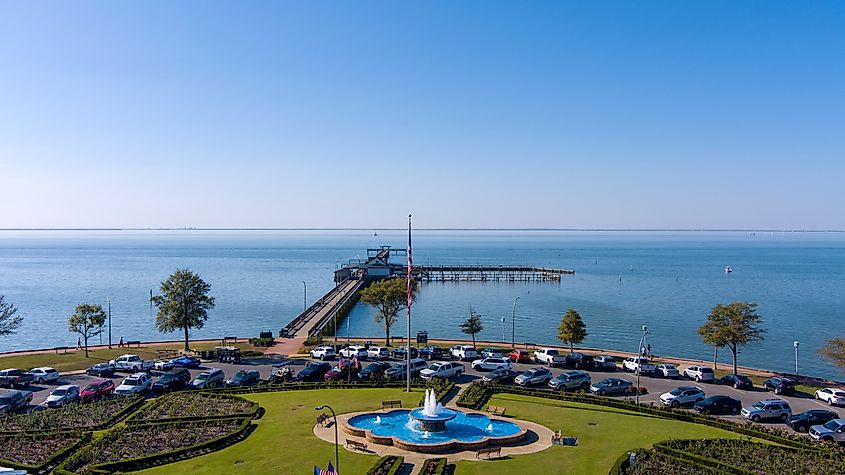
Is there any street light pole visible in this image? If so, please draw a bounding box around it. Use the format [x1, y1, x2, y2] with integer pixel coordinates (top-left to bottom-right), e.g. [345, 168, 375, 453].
[302, 281, 307, 312]
[793, 340, 800, 380]
[501, 317, 505, 342]
[511, 297, 520, 348]
[315, 405, 338, 474]
[635, 324, 649, 404]
[107, 297, 112, 349]
[347, 314, 352, 384]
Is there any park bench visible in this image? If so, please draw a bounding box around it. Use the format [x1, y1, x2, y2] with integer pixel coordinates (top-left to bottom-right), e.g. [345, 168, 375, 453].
[53, 346, 69, 354]
[381, 400, 403, 409]
[316, 413, 332, 428]
[476, 447, 501, 459]
[156, 349, 180, 358]
[486, 406, 507, 416]
[126, 340, 141, 348]
[346, 439, 368, 452]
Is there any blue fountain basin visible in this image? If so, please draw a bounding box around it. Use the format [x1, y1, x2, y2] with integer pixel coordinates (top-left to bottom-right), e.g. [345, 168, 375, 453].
[408, 407, 458, 422]
[346, 409, 522, 446]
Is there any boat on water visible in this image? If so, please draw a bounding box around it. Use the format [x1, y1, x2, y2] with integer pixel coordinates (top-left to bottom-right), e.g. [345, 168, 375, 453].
[725, 266, 733, 274]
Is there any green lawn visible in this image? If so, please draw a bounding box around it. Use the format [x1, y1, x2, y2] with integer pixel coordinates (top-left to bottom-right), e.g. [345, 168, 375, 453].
[0, 342, 266, 373]
[137, 389, 747, 475]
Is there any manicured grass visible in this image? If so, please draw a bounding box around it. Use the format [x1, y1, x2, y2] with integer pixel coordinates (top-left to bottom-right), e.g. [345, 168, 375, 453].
[137, 389, 423, 475]
[0, 341, 266, 373]
[136, 389, 747, 475]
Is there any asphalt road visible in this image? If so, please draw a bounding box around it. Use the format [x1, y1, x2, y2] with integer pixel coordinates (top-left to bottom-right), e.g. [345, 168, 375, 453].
[12, 355, 845, 432]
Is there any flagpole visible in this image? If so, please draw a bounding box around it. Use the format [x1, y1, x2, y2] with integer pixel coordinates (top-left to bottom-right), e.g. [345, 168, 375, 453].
[406, 213, 412, 393]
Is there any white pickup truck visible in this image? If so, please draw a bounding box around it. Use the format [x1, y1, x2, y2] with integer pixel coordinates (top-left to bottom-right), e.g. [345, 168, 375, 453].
[419, 362, 465, 380]
[533, 348, 566, 366]
[622, 357, 656, 375]
[109, 354, 155, 373]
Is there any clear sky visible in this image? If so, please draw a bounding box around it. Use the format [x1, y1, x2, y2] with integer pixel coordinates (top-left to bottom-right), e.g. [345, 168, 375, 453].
[1, 1, 843, 230]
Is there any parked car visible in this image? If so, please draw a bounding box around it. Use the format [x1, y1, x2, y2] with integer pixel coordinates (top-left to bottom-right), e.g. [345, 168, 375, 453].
[420, 362, 465, 380]
[450, 346, 478, 361]
[310, 345, 336, 361]
[358, 361, 392, 380]
[683, 366, 716, 383]
[590, 377, 633, 396]
[718, 373, 754, 390]
[693, 395, 742, 415]
[109, 354, 155, 373]
[392, 346, 419, 360]
[593, 355, 617, 371]
[471, 357, 512, 372]
[152, 367, 192, 393]
[483, 368, 519, 384]
[169, 355, 201, 369]
[324, 361, 360, 381]
[533, 348, 566, 366]
[226, 370, 261, 387]
[655, 364, 679, 378]
[622, 357, 655, 375]
[549, 371, 592, 392]
[480, 348, 504, 358]
[0, 369, 34, 388]
[815, 388, 845, 406]
[660, 386, 705, 408]
[86, 363, 116, 378]
[509, 349, 531, 363]
[366, 346, 391, 360]
[564, 352, 594, 370]
[338, 345, 368, 359]
[115, 373, 153, 395]
[741, 399, 792, 422]
[787, 409, 839, 433]
[297, 362, 332, 382]
[80, 380, 115, 401]
[763, 377, 795, 395]
[809, 418, 845, 444]
[28, 367, 60, 384]
[385, 358, 428, 380]
[0, 389, 32, 414]
[191, 368, 226, 389]
[154, 360, 175, 371]
[419, 346, 444, 360]
[514, 368, 553, 386]
[45, 385, 80, 408]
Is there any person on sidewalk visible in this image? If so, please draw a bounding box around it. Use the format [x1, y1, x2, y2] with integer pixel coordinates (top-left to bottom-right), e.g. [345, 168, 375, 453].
[77, 337, 82, 350]
[118, 336, 125, 348]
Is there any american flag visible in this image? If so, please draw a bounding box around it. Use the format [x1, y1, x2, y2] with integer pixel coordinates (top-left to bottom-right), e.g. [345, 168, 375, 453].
[314, 462, 338, 475]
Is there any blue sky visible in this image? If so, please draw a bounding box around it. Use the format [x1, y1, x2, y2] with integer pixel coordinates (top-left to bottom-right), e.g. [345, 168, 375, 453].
[1, 1, 843, 230]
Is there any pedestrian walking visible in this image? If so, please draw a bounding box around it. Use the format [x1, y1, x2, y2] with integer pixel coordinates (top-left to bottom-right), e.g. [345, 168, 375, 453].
[77, 337, 82, 350]
[646, 344, 652, 357]
[119, 336, 124, 348]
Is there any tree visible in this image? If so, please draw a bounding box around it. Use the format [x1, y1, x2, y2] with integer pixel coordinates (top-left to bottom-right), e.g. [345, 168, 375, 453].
[151, 269, 216, 351]
[460, 307, 484, 348]
[557, 308, 587, 352]
[819, 337, 845, 374]
[697, 301, 766, 375]
[0, 295, 23, 337]
[360, 277, 416, 346]
[68, 303, 106, 357]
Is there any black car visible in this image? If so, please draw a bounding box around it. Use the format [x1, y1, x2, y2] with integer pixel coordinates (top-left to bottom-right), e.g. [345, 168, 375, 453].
[297, 362, 331, 382]
[86, 363, 116, 378]
[0, 390, 32, 414]
[565, 352, 595, 370]
[418, 346, 443, 360]
[786, 409, 839, 433]
[391, 346, 419, 360]
[763, 377, 795, 395]
[483, 368, 519, 384]
[719, 374, 754, 390]
[693, 395, 742, 415]
[152, 368, 191, 393]
[226, 370, 261, 387]
[358, 361, 392, 381]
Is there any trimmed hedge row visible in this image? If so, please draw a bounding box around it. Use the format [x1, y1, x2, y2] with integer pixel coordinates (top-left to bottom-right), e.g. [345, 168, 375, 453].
[0, 432, 91, 473]
[613, 448, 727, 475]
[653, 443, 753, 475]
[0, 395, 144, 435]
[128, 392, 259, 423]
[417, 457, 448, 475]
[366, 455, 405, 475]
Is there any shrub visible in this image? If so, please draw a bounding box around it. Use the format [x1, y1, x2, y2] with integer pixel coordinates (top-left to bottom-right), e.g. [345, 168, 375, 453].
[248, 337, 275, 347]
[0, 396, 142, 433]
[0, 432, 87, 469]
[129, 392, 258, 422]
[417, 458, 448, 475]
[366, 455, 404, 475]
[620, 450, 722, 475]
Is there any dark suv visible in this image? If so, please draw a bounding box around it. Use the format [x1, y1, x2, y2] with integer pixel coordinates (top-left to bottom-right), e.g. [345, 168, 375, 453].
[786, 409, 838, 433]
[418, 346, 443, 360]
[763, 377, 795, 395]
[719, 374, 754, 390]
[565, 352, 595, 370]
[152, 367, 191, 393]
[693, 395, 742, 415]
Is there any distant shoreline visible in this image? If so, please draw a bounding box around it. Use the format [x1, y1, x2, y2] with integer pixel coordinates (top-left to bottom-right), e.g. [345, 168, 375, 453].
[0, 228, 843, 233]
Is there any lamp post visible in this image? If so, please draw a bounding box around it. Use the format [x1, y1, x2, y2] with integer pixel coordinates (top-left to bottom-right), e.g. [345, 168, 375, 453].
[635, 324, 649, 404]
[315, 405, 338, 474]
[793, 340, 799, 379]
[302, 281, 307, 312]
[511, 297, 520, 348]
[106, 297, 112, 349]
[347, 314, 352, 384]
[501, 317, 505, 342]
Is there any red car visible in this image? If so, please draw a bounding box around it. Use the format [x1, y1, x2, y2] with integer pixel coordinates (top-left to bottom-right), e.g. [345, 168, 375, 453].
[80, 380, 115, 401]
[324, 361, 360, 381]
[509, 349, 530, 363]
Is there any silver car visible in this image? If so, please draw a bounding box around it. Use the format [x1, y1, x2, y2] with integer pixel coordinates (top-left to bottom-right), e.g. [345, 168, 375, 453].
[514, 368, 552, 386]
[655, 364, 680, 378]
[659, 386, 705, 408]
[548, 371, 591, 392]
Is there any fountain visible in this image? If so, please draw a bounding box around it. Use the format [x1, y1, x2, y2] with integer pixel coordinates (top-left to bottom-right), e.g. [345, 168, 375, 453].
[407, 389, 458, 432]
[375, 416, 381, 424]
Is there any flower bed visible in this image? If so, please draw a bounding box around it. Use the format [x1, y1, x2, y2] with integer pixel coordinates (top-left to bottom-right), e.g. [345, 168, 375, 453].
[416, 457, 448, 475]
[0, 395, 142, 433]
[620, 450, 721, 475]
[661, 439, 845, 475]
[366, 455, 404, 475]
[0, 432, 87, 469]
[129, 392, 258, 422]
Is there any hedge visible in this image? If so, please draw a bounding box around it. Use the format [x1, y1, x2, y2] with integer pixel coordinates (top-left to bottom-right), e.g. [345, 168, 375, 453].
[127, 392, 259, 423]
[0, 395, 144, 435]
[366, 455, 405, 475]
[416, 457, 448, 475]
[0, 432, 91, 473]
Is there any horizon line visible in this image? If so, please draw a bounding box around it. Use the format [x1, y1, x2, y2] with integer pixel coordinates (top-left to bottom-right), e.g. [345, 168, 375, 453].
[0, 227, 843, 233]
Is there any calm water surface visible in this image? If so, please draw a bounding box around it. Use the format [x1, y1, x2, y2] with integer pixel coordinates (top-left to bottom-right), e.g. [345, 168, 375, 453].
[0, 230, 842, 379]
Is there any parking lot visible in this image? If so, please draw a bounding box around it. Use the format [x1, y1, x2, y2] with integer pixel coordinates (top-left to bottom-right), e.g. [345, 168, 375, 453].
[10, 351, 845, 432]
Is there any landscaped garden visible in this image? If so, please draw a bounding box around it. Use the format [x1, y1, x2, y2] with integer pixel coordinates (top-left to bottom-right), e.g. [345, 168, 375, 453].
[0, 395, 142, 432]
